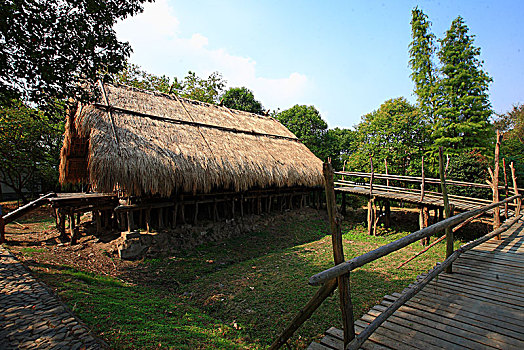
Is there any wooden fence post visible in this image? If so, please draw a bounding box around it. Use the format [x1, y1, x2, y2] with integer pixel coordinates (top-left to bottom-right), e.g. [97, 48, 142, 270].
[439, 147, 453, 273]
[510, 162, 521, 215]
[368, 157, 375, 235]
[490, 131, 501, 238]
[323, 162, 355, 346]
[420, 156, 425, 201]
[503, 158, 509, 219]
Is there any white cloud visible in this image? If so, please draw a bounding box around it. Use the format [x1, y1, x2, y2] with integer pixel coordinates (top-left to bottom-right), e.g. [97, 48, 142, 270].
[115, 0, 311, 111]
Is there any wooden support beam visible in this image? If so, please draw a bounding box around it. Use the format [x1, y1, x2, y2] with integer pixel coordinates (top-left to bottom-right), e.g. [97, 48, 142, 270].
[439, 147, 453, 273]
[127, 210, 134, 232]
[341, 193, 346, 216]
[94, 211, 102, 233]
[510, 162, 521, 215]
[194, 202, 199, 225]
[323, 162, 355, 346]
[503, 158, 509, 219]
[70, 209, 78, 245]
[146, 208, 151, 232]
[172, 204, 177, 228]
[384, 200, 391, 228]
[240, 194, 244, 217]
[367, 198, 375, 236]
[491, 130, 501, 237]
[420, 156, 425, 201]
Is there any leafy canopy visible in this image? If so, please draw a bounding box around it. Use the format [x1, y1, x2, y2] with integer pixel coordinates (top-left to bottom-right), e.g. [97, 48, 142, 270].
[221, 87, 264, 115]
[0, 101, 64, 202]
[0, 0, 152, 107]
[113, 64, 226, 104]
[348, 97, 427, 176]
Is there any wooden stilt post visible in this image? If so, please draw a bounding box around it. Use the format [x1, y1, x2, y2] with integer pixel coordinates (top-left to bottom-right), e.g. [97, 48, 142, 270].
[510, 162, 521, 215]
[94, 210, 102, 233]
[194, 202, 199, 225]
[420, 156, 425, 202]
[127, 210, 134, 232]
[70, 209, 78, 244]
[489, 131, 501, 238]
[323, 162, 355, 345]
[341, 192, 346, 216]
[146, 208, 151, 232]
[503, 158, 509, 219]
[384, 200, 391, 228]
[439, 147, 453, 273]
[240, 194, 244, 217]
[368, 157, 375, 235]
[58, 209, 67, 240]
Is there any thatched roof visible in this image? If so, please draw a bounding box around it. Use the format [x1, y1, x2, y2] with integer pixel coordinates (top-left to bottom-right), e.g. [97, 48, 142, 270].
[60, 83, 323, 197]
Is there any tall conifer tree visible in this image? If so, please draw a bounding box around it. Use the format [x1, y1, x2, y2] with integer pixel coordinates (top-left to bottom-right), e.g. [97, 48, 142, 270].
[409, 7, 438, 123]
[434, 16, 493, 154]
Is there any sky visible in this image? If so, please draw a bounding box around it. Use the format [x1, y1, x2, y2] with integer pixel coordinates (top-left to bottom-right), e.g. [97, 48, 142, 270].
[115, 0, 524, 129]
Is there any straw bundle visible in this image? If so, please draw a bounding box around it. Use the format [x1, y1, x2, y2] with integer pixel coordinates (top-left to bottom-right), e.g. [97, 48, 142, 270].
[59, 84, 323, 197]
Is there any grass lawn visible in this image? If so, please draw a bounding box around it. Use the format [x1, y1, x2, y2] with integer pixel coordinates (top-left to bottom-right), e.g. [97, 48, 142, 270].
[5, 207, 465, 349]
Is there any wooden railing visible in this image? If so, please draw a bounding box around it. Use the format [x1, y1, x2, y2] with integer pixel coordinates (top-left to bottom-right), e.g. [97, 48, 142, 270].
[270, 159, 522, 349]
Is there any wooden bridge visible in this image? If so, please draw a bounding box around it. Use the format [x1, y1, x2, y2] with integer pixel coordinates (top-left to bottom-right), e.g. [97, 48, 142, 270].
[311, 218, 524, 349]
[270, 154, 524, 350]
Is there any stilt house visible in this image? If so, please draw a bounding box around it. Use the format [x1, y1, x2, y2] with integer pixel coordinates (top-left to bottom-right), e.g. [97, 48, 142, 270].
[58, 83, 323, 236]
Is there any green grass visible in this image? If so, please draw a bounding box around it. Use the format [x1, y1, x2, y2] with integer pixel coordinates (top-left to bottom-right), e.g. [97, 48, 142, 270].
[21, 211, 462, 349]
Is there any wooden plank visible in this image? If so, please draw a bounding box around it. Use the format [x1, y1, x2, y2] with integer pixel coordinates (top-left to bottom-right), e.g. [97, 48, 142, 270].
[434, 273, 524, 298]
[327, 326, 404, 350]
[373, 304, 523, 349]
[362, 309, 499, 350]
[380, 297, 524, 340]
[353, 320, 436, 350]
[395, 290, 524, 323]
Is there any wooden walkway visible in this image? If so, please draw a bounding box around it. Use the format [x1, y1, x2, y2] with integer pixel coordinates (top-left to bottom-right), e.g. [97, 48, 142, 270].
[310, 219, 524, 350]
[335, 183, 498, 214]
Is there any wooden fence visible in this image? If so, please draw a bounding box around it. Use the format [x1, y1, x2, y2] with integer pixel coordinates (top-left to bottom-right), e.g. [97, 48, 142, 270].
[270, 150, 522, 349]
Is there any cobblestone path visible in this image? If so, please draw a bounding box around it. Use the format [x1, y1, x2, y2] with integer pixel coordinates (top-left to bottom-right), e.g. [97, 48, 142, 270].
[0, 246, 105, 349]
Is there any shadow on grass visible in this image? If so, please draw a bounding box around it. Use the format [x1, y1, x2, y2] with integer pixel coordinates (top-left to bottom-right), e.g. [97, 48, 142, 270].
[120, 209, 330, 288]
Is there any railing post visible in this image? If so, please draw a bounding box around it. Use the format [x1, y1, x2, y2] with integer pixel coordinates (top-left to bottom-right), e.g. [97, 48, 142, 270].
[503, 158, 509, 220]
[494, 131, 501, 233]
[368, 157, 375, 235]
[420, 156, 425, 202]
[323, 162, 355, 346]
[439, 147, 453, 273]
[510, 162, 521, 215]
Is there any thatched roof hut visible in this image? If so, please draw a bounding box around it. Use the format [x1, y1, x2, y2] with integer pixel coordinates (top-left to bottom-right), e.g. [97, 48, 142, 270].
[60, 83, 323, 197]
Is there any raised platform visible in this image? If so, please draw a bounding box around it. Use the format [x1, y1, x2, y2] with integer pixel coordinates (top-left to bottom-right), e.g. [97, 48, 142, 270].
[310, 219, 524, 349]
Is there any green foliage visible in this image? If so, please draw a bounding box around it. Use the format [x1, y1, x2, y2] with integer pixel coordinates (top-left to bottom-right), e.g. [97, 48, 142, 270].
[221, 87, 264, 114]
[409, 7, 438, 123]
[495, 104, 524, 187]
[0, 101, 64, 202]
[348, 98, 428, 175]
[276, 105, 329, 160]
[435, 16, 493, 154]
[113, 65, 226, 104]
[409, 9, 494, 158]
[446, 150, 491, 199]
[0, 0, 151, 107]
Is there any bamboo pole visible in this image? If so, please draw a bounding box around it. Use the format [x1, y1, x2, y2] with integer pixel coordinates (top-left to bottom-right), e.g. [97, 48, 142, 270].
[439, 147, 453, 273]
[323, 162, 355, 346]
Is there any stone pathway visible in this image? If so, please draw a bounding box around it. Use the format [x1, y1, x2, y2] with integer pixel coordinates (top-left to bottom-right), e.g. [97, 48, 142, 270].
[0, 245, 105, 349]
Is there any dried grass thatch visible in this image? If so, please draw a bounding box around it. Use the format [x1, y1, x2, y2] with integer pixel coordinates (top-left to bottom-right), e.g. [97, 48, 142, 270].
[60, 83, 323, 197]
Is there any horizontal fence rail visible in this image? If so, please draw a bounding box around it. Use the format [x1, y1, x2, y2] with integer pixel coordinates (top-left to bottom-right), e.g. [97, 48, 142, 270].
[309, 194, 521, 286]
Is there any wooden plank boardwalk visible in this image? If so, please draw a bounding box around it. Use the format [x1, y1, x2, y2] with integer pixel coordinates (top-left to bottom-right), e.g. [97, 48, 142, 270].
[310, 219, 524, 350]
[335, 184, 499, 214]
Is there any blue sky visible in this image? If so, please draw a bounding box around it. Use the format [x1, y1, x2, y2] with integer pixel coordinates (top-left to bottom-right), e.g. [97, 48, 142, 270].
[115, 0, 524, 129]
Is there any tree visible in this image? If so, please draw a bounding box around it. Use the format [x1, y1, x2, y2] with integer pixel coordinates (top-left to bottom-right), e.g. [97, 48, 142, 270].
[0, 0, 151, 107]
[434, 16, 493, 154]
[0, 101, 64, 202]
[113, 65, 226, 104]
[221, 87, 264, 114]
[495, 104, 524, 187]
[348, 98, 427, 176]
[409, 7, 438, 123]
[276, 105, 329, 160]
